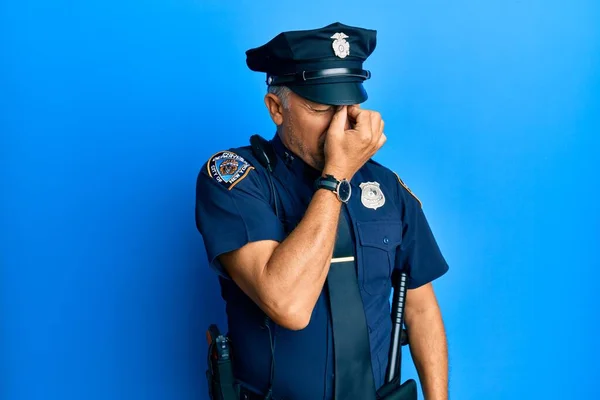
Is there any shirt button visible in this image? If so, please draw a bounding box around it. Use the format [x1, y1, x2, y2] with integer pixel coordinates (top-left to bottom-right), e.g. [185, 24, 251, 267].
[383, 237, 389, 244]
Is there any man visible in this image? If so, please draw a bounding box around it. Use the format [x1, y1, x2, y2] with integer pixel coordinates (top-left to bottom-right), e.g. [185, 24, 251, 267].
[195, 22, 449, 400]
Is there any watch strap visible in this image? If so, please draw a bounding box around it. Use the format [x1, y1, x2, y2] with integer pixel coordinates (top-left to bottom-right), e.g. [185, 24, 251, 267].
[314, 174, 340, 191]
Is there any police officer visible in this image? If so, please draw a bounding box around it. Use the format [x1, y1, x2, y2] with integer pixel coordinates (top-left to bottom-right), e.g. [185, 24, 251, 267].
[195, 22, 449, 400]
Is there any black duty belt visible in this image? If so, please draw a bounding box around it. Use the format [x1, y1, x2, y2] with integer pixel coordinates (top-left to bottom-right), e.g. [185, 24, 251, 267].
[327, 210, 377, 400]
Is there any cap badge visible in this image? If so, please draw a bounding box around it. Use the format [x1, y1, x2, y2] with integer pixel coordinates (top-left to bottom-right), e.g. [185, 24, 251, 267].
[331, 32, 350, 59]
[360, 182, 385, 210]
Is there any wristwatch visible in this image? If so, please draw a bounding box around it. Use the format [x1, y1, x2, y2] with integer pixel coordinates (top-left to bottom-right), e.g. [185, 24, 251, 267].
[314, 174, 352, 203]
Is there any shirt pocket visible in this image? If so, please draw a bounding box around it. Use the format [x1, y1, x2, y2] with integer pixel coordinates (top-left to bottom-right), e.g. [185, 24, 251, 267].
[356, 220, 403, 295]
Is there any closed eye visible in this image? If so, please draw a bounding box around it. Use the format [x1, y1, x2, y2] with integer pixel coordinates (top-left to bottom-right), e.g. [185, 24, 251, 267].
[304, 101, 334, 113]
[312, 107, 333, 113]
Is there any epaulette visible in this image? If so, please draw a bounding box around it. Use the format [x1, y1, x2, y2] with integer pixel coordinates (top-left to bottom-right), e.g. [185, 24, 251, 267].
[393, 172, 422, 208]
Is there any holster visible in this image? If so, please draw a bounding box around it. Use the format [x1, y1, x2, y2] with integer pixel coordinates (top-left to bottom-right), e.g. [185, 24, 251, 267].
[206, 324, 239, 400]
[377, 377, 418, 400]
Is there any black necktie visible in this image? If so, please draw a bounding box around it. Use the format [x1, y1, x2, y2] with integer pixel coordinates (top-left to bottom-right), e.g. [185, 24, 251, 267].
[327, 210, 377, 400]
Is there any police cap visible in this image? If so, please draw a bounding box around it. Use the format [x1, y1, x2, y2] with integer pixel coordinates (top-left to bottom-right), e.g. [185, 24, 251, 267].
[246, 22, 377, 105]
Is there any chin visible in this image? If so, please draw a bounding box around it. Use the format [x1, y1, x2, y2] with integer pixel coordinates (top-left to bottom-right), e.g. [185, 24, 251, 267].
[313, 158, 325, 171]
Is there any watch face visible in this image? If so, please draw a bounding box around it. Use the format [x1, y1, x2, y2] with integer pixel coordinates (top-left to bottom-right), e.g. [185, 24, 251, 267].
[338, 180, 352, 202]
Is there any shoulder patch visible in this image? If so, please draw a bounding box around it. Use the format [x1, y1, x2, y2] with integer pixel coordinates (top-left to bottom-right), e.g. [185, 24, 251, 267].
[394, 172, 422, 207]
[206, 151, 254, 190]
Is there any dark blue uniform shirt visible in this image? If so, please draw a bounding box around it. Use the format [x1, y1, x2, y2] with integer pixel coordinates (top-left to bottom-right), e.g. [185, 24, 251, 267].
[195, 134, 449, 400]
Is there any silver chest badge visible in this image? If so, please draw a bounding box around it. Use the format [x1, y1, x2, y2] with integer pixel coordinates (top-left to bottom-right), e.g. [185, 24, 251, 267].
[331, 32, 350, 59]
[360, 182, 385, 210]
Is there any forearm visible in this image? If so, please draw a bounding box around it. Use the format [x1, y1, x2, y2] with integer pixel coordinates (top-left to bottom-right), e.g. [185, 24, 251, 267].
[405, 304, 448, 400]
[264, 188, 341, 319]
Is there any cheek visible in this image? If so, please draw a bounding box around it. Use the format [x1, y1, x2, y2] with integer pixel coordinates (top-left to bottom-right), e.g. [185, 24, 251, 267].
[311, 117, 333, 150]
[293, 111, 335, 151]
[298, 114, 330, 136]
[311, 114, 335, 136]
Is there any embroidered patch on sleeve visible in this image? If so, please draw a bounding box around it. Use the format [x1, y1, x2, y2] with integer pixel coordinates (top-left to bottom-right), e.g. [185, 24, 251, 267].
[206, 151, 254, 190]
[394, 172, 422, 207]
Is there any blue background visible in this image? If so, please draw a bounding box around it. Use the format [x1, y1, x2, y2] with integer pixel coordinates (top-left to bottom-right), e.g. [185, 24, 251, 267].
[2, 1, 599, 399]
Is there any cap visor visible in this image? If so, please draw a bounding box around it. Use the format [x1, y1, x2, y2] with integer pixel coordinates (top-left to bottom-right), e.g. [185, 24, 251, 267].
[288, 82, 367, 106]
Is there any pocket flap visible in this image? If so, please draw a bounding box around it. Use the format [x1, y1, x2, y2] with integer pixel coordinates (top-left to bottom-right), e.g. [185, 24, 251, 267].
[356, 220, 402, 250]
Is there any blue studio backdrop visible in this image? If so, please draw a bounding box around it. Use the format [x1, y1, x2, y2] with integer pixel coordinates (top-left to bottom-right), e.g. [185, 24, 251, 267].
[2, 1, 599, 399]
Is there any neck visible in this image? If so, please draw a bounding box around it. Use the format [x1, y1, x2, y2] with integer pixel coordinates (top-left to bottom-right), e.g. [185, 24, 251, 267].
[277, 130, 324, 172]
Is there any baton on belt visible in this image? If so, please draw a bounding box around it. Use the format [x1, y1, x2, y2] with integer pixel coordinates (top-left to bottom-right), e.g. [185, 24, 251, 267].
[377, 270, 417, 400]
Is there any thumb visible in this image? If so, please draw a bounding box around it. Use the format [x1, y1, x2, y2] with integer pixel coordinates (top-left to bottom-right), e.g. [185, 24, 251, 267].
[328, 105, 348, 133]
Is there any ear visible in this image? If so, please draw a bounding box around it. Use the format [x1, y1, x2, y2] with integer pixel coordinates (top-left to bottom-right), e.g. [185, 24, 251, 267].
[264, 93, 284, 126]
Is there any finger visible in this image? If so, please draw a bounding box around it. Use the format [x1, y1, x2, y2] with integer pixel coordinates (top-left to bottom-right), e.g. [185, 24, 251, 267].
[346, 105, 358, 127]
[370, 112, 382, 137]
[328, 105, 348, 134]
[351, 107, 371, 130]
[377, 132, 387, 149]
[371, 118, 384, 146]
[347, 104, 364, 122]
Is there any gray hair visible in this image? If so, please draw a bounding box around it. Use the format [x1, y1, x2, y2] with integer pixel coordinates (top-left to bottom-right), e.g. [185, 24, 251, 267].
[267, 85, 291, 109]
